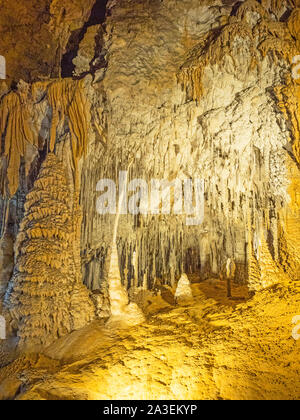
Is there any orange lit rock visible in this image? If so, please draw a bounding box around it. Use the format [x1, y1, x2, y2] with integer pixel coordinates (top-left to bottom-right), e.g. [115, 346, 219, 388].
[0, 0, 299, 401]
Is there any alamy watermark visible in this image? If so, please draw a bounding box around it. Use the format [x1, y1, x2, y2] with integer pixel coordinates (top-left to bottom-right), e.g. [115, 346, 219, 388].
[0, 316, 6, 340]
[292, 316, 300, 341]
[0, 55, 6, 80]
[292, 56, 300, 80]
[96, 172, 205, 226]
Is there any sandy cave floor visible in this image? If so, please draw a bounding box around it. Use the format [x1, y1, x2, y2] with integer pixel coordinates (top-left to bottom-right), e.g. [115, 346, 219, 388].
[0, 278, 300, 400]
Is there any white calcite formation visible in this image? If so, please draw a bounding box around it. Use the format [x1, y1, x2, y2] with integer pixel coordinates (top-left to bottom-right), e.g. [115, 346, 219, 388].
[107, 243, 145, 326]
[0, 233, 13, 299]
[175, 274, 193, 305]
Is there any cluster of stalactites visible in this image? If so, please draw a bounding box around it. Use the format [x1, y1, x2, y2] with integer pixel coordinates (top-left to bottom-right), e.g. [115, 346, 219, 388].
[47, 79, 90, 169]
[177, 0, 300, 293]
[178, 0, 299, 101]
[0, 90, 36, 197]
[0, 78, 91, 198]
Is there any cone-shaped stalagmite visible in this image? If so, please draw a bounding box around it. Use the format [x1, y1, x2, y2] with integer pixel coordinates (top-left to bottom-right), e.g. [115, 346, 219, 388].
[4, 153, 94, 349]
[175, 274, 193, 306]
[107, 242, 145, 326]
[108, 243, 129, 317]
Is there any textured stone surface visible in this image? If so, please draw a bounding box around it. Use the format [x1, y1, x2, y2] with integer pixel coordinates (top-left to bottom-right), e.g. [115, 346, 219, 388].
[0, 0, 96, 83]
[0, 0, 299, 399]
[1, 0, 298, 292]
[0, 279, 299, 400]
[4, 154, 95, 349]
[0, 233, 13, 299]
[80, 0, 300, 290]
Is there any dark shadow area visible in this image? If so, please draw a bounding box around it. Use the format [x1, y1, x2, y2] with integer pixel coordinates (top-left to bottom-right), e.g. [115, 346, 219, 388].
[61, 0, 109, 78]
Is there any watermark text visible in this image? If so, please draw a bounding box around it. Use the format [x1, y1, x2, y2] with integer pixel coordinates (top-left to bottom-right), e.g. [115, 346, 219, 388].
[96, 172, 205, 226]
[292, 56, 300, 80]
[0, 315, 6, 340]
[0, 55, 6, 80]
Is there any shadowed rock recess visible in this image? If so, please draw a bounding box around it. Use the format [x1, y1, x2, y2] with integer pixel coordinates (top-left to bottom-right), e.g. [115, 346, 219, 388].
[0, 0, 300, 400]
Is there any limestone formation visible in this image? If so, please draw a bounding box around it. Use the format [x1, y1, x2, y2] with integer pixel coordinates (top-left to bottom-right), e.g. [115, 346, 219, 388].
[47, 79, 90, 162]
[107, 242, 145, 326]
[175, 274, 193, 305]
[0, 90, 36, 197]
[0, 0, 96, 83]
[108, 243, 130, 317]
[225, 258, 236, 298]
[4, 153, 95, 349]
[0, 0, 300, 401]
[0, 233, 14, 299]
[0, 0, 298, 295]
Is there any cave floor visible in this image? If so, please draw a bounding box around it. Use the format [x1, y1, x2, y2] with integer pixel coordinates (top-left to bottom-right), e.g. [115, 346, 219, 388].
[0, 279, 300, 400]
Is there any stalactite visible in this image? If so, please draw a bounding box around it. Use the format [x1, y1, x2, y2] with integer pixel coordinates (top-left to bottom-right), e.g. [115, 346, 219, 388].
[178, 1, 297, 101]
[271, 9, 300, 279]
[275, 78, 300, 166]
[178, 21, 255, 100]
[0, 91, 36, 197]
[47, 79, 90, 172]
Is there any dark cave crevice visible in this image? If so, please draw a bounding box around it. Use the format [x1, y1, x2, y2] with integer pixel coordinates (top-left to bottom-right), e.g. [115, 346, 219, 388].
[61, 0, 109, 78]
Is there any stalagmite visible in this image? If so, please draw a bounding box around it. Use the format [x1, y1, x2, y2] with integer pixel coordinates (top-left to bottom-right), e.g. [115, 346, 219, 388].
[107, 242, 145, 326]
[4, 153, 95, 349]
[107, 161, 145, 326]
[175, 274, 193, 306]
[226, 258, 236, 298]
[108, 243, 129, 317]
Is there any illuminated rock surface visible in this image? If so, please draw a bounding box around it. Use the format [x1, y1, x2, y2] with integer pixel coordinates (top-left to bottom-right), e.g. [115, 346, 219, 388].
[4, 153, 95, 349]
[175, 273, 193, 305]
[0, 280, 300, 400]
[0, 0, 299, 400]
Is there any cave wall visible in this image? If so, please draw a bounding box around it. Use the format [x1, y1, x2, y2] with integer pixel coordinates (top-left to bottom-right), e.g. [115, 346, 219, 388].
[0, 0, 299, 334]
[0, 0, 95, 83]
[80, 0, 300, 290]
